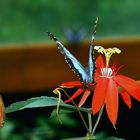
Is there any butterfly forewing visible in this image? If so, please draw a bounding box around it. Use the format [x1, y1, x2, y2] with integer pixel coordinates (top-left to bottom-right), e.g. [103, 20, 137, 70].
[88, 46, 95, 83]
[47, 32, 89, 84]
[87, 17, 98, 83]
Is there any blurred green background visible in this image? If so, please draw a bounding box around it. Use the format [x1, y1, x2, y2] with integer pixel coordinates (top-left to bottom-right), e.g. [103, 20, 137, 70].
[1, 0, 140, 43]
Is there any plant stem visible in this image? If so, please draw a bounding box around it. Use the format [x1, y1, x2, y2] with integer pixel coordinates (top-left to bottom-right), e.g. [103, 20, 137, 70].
[88, 113, 92, 134]
[59, 88, 90, 134]
[62, 104, 92, 113]
[91, 105, 104, 136]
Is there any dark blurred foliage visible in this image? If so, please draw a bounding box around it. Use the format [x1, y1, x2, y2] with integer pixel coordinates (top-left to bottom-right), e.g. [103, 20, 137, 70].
[1, 92, 108, 140]
[0, 0, 140, 43]
[1, 91, 140, 140]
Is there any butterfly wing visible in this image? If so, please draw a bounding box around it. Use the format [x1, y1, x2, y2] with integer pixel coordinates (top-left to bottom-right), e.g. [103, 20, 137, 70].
[88, 46, 95, 83]
[87, 17, 99, 83]
[47, 32, 89, 84]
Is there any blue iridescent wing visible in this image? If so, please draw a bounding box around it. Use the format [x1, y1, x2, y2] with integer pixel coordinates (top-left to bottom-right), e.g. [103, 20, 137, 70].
[47, 32, 89, 84]
[88, 46, 95, 83]
[64, 27, 87, 44]
[87, 17, 98, 83]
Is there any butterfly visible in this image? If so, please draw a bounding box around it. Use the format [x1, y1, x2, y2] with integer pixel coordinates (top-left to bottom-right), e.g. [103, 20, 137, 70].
[64, 27, 87, 44]
[47, 17, 98, 86]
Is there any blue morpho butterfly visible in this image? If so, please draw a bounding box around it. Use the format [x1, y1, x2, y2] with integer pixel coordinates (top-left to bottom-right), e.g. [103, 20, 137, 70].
[47, 18, 98, 87]
[64, 27, 87, 44]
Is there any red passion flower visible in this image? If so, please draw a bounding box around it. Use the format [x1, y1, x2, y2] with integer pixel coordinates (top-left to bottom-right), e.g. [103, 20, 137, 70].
[61, 46, 140, 125]
[92, 46, 140, 125]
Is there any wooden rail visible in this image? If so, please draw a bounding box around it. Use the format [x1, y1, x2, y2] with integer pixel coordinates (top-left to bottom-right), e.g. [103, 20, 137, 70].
[0, 37, 140, 93]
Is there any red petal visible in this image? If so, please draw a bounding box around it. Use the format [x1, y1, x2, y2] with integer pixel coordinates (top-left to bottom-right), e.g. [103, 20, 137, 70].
[113, 75, 140, 101]
[64, 88, 84, 103]
[105, 79, 118, 125]
[60, 81, 82, 88]
[92, 78, 108, 115]
[78, 90, 91, 107]
[120, 92, 132, 109]
[96, 55, 105, 68]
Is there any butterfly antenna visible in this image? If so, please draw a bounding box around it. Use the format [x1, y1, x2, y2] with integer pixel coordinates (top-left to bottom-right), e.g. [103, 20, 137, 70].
[91, 17, 98, 46]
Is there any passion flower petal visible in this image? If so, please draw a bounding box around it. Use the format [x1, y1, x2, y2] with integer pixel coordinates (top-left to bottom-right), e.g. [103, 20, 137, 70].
[120, 92, 132, 109]
[92, 78, 109, 115]
[113, 75, 140, 101]
[60, 81, 82, 88]
[95, 55, 105, 68]
[105, 79, 118, 125]
[78, 90, 91, 107]
[64, 88, 84, 103]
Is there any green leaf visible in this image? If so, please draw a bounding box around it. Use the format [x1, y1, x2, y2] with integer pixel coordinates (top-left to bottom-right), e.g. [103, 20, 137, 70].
[62, 104, 92, 114]
[5, 96, 63, 114]
[61, 136, 125, 140]
[99, 137, 125, 140]
[61, 137, 86, 140]
[50, 108, 74, 118]
[5, 96, 91, 114]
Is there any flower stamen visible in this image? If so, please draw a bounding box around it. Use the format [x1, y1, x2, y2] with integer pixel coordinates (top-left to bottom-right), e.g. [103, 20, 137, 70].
[101, 68, 113, 78]
[94, 46, 121, 67]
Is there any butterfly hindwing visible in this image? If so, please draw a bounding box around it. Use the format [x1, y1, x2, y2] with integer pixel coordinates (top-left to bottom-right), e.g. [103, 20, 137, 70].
[47, 32, 89, 84]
